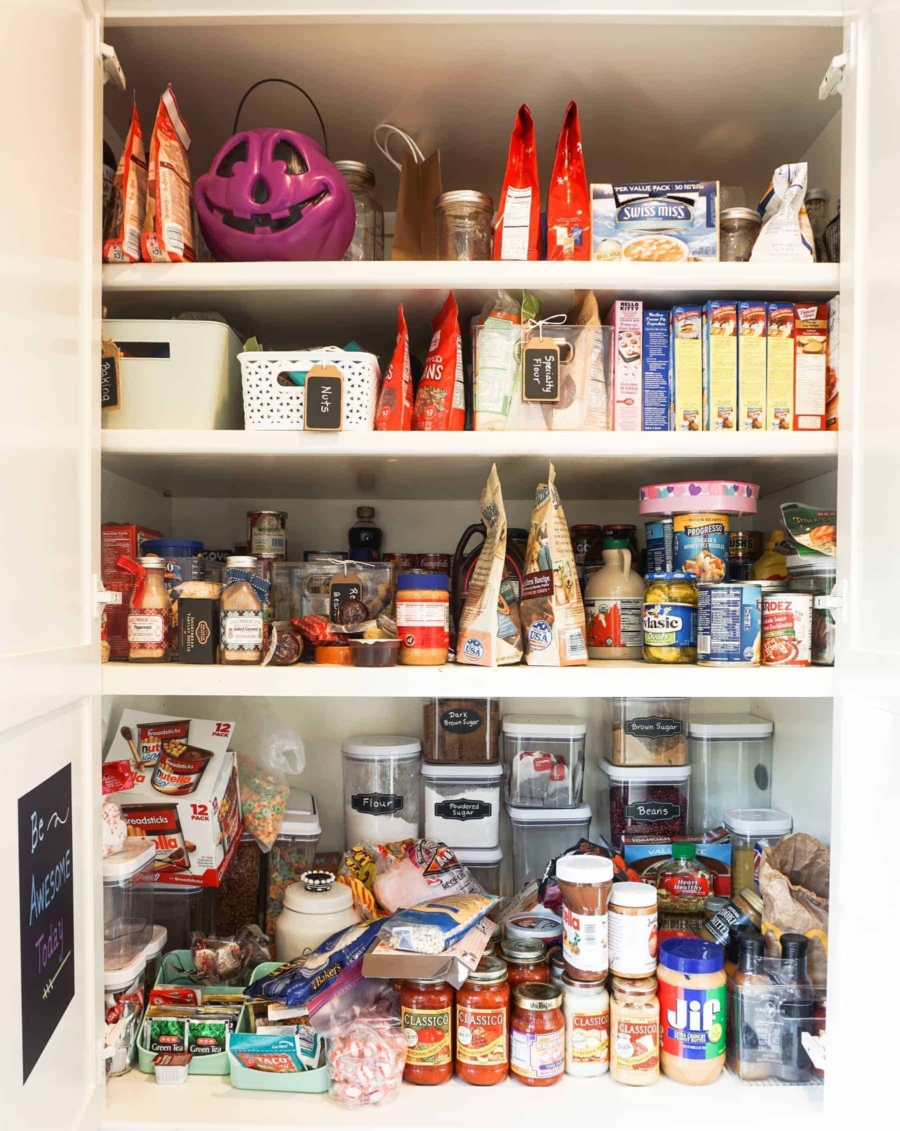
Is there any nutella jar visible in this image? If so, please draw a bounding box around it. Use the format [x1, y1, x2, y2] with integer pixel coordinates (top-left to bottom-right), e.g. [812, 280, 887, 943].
[556, 856, 614, 983]
[609, 882, 658, 979]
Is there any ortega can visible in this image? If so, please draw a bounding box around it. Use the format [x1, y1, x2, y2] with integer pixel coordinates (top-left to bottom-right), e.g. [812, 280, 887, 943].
[645, 518, 674, 573]
[697, 582, 761, 666]
[673, 513, 729, 582]
[762, 591, 812, 666]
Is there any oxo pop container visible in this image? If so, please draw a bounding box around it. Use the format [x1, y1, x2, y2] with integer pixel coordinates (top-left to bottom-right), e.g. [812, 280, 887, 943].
[599, 761, 691, 849]
[264, 789, 322, 936]
[422, 762, 504, 848]
[341, 736, 422, 847]
[506, 803, 592, 892]
[502, 715, 587, 807]
[103, 837, 156, 969]
[689, 715, 773, 831]
[453, 846, 503, 896]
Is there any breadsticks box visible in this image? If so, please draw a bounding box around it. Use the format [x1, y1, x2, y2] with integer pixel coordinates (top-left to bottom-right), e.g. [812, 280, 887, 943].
[105, 710, 241, 888]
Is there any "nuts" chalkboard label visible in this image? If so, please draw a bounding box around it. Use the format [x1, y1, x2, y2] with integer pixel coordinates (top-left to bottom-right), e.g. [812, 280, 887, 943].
[304, 363, 343, 431]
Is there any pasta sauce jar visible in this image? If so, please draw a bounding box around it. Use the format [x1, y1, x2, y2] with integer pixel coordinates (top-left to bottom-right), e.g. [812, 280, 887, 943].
[396, 572, 450, 666]
[401, 977, 453, 1085]
[455, 958, 509, 1085]
[510, 984, 565, 1087]
[500, 938, 550, 993]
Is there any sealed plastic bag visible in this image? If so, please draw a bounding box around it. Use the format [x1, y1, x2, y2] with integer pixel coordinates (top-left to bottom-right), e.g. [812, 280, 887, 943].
[320, 981, 406, 1107]
[233, 702, 305, 850]
[751, 163, 815, 263]
[547, 101, 590, 261]
[494, 104, 541, 261]
[374, 306, 413, 430]
[473, 290, 522, 430]
[340, 839, 484, 915]
[378, 893, 497, 954]
[103, 99, 147, 263]
[142, 85, 195, 263]
[413, 292, 465, 431]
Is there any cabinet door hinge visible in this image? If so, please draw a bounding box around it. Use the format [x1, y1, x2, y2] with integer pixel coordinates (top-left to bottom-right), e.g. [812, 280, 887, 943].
[94, 575, 122, 619]
[819, 53, 848, 100]
[815, 579, 846, 623]
[101, 43, 126, 90]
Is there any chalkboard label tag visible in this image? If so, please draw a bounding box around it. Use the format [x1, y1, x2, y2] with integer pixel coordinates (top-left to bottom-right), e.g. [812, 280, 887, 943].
[330, 571, 363, 624]
[522, 336, 560, 403]
[304, 363, 343, 431]
[101, 339, 122, 412]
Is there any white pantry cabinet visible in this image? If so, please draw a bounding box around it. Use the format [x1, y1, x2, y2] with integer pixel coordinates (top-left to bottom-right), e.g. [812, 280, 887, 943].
[3, 2, 899, 1130]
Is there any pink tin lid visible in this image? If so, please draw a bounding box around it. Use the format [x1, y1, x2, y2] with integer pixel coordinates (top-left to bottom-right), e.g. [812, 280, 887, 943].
[639, 480, 760, 516]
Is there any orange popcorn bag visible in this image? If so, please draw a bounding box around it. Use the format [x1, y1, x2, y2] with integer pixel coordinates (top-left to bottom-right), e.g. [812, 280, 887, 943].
[103, 99, 147, 263]
[142, 85, 196, 263]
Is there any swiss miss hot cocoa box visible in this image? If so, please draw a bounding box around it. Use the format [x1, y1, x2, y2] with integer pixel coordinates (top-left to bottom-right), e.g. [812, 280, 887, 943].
[104, 709, 241, 888]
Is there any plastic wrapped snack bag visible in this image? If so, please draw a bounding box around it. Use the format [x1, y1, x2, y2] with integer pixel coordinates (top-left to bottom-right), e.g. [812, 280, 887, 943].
[378, 892, 497, 954]
[323, 983, 406, 1108]
[751, 163, 815, 262]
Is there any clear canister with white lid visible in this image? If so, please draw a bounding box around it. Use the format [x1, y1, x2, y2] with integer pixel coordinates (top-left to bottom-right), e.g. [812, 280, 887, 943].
[103, 837, 156, 970]
[264, 789, 321, 936]
[506, 804, 592, 893]
[341, 735, 421, 848]
[502, 715, 587, 807]
[422, 762, 503, 848]
[725, 807, 793, 896]
[142, 924, 168, 998]
[787, 554, 837, 665]
[454, 846, 503, 895]
[689, 714, 774, 831]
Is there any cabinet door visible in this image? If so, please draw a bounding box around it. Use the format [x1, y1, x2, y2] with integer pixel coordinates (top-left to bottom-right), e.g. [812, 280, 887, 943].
[0, 0, 103, 1127]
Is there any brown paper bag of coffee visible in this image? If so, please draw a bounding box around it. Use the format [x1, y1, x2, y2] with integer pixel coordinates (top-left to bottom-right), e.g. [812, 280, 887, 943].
[759, 832, 829, 987]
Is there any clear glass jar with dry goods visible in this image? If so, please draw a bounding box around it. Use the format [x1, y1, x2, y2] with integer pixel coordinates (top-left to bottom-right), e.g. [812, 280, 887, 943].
[719, 207, 761, 262]
[126, 557, 172, 662]
[334, 161, 384, 261]
[610, 697, 689, 766]
[422, 698, 500, 763]
[435, 190, 493, 261]
[609, 976, 659, 1086]
[220, 556, 269, 664]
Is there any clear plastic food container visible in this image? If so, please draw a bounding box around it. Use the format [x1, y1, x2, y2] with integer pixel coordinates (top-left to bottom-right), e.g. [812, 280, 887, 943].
[599, 761, 691, 849]
[453, 846, 503, 897]
[341, 735, 422, 848]
[142, 925, 168, 997]
[152, 885, 216, 952]
[610, 698, 689, 766]
[502, 715, 587, 807]
[264, 789, 322, 936]
[787, 555, 837, 666]
[104, 837, 156, 969]
[422, 698, 501, 763]
[506, 803, 592, 892]
[104, 953, 147, 1077]
[423, 762, 503, 848]
[725, 807, 793, 896]
[689, 715, 774, 832]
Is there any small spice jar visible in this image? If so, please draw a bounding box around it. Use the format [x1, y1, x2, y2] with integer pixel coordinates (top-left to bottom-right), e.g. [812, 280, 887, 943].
[400, 976, 453, 1085]
[396, 572, 450, 665]
[562, 972, 609, 1077]
[455, 957, 509, 1085]
[510, 983, 565, 1087]
[609, 975, 660, 1086]
[701, 886, 763, 948]
[500, 938, 550, 994]
[220, 555, 269, 664]
[609, 882, 658, 979]
[120, 556, 172, 662]
[719, 207, 761, 262]
[435, 190, 493, 261]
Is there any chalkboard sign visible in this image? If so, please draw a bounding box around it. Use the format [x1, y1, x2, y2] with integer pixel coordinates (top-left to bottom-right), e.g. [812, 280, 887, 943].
[522, 337, 560, 403]
[101, 339, 121, 412]
[18, 764, 75, 1083]
[304, 364, 343, 431]
[330, 573, 363, 624]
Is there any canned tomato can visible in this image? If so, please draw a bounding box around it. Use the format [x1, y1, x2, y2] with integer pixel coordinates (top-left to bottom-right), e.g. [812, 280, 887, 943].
[418, 553, 452, 572]
[247, 510, 287, 558]
[673, 512, 729, 582]
[383, 553, 418, 571]
[697, 582, 762, 666]
[762, 592, 812, 666]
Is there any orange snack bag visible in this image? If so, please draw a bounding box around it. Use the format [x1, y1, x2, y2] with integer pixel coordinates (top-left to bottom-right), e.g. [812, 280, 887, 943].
[413, 293, 465, 431]
[141, 85, 195, 263]
[494, 104, 541, 261]
[375, 305, 413, 430]
[546, 101, 590, 261]
[103, 100, 147, 263]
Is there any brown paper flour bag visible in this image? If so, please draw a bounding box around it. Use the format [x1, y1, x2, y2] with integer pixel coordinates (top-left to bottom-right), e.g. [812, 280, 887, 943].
[759, 832, 830, 987]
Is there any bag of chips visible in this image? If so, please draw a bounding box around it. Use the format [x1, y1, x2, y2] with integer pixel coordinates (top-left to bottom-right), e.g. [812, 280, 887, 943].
[103, 99, 147, 263]
[493, 104, 541, 261]
[546, 101, 590, 261]
[375, 305, 413, 430]
[413, 292, 465, 431]
[142, 85, 195, 263]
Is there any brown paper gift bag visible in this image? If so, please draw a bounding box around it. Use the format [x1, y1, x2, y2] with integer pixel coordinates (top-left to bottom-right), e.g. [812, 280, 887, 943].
[759, 832, 829, 987]
[375, 123, 442, 261]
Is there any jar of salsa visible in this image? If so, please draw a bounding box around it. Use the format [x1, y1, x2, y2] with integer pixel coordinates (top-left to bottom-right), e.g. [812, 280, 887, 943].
[500, 938, 550, 993]
[510, 983, 565, 1087]
[401, 977, 453, 1085]
[455, 957, 509, 1085]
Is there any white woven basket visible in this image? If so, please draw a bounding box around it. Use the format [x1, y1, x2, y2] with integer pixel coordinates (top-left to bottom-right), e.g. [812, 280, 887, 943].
[239, 347, 380, 430]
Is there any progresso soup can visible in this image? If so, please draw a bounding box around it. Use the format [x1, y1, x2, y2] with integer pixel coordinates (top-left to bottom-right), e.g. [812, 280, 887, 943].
[697, 582, 762, 666]
[674, 513, 729, 582]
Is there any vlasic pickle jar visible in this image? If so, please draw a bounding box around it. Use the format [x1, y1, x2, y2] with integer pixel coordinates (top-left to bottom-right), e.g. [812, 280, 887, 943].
[642, 572, 698, 664]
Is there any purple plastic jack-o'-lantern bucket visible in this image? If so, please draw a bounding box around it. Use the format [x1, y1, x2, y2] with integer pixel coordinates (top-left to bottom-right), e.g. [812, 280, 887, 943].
[195, 80, 355, 262]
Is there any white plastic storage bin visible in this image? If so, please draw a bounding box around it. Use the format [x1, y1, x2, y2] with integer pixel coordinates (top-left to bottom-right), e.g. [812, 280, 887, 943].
[506, 803, 592, 892]
[502, 715, 587, 807]
[690, 715, 774, 832]
[454, 846, 503, 896]
[102, 319, 244, 429]
[103, 837, 156, 969]
[422, 763, 504, 848]
[239, 347, 380, 430]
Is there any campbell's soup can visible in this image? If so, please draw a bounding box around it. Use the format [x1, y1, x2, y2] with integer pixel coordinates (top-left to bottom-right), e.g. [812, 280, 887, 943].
[762, 591, 812, 666]
[383, 553, 417, 571]
[418, 553, 452, 572]
[697, 582, 761, 666]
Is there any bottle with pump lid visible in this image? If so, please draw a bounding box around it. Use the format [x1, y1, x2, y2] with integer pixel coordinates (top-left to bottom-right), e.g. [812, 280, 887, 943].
[349, 506, 382, 561]
[774, 933, 815, 1083]
[656, 843, 716, 933]
[584, 537, 644, 660]
[751, 530, 789, 581]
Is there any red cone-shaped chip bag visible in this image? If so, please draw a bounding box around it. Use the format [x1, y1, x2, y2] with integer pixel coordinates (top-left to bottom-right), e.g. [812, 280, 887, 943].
[413, 292, 465, 431]
[375, 305, 413, 430]
[494, 104, 541, 261]
[547, 101, 590, 261]
[103, 100, 147, 263]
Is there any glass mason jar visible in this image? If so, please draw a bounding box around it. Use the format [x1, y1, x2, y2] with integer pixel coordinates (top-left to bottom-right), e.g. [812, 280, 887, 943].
[435, 190, 493, 261]
[127, 557, 172, 663]
[719, 207, 761, 262]
[334, 161, 384, 261]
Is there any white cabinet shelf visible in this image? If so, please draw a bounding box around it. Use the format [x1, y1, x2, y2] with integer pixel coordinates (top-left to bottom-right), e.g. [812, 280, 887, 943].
[101, 429, 837, 499]
[101, 659, 834, 698]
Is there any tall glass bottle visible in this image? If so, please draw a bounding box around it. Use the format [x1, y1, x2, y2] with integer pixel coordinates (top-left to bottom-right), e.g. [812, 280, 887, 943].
[774, 933, 815, 1083]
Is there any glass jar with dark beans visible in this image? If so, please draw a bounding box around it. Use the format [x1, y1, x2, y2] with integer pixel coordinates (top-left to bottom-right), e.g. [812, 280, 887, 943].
[599, 761, 691, 848]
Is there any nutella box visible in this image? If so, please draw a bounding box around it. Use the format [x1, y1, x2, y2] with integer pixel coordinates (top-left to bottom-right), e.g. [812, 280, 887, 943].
[105, 711, 241, 888]
[672, 306, 702, 431]
[702, 301, 738, 431]
[826, 296, 839, 431]
[766, 304, 795, 430]
[738, 303, 767, 431]
[793, 303, 828, 430]
[102, 523, 162, 659]
[607, 300, 642, 430]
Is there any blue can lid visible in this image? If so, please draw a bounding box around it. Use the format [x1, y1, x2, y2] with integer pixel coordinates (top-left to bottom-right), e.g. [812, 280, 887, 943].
[659, 937, 724, 974]
[397, 572, 450, 591]
[144, 539, 204, 554]
[646, 570, 696, 582]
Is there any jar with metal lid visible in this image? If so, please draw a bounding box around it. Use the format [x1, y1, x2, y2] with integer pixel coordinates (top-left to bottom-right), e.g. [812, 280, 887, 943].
[719, 207, 761, 262]
[220, 555, 269, 664]
[401, 976, 453, 1085]
[274, 870, 361, 962]
[500, 938, 550, 993]
[435, 190, 493, 261]
[562, 972, 609, 1077]
[609, 882, 658, 979]
[642, 572, 698, 664]
[334, 161, 384, 261]
[609, 975, 660, 1086]
[701, 886, 763, 947]
[704, 895, 729, 922]
[125, 556, 172, 662]
[455, 957, 510, 1085]
[510, 983, 565, 1087]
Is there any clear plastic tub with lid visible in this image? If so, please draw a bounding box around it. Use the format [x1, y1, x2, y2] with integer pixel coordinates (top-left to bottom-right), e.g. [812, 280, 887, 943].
[341, 735, 422, 848]
[104, 953, 147, 1077]
[725, 808, 793, 896]
[264, 789, 321, 936]
[422, 762, 503, 848]
[152, 885, 216, 953]
[610, 698, 689, 766]
[454, 846, 503, 896]
[689, 715, 773, 831]
[787, 554, 837, 665]
[502, 715, 586, 807]
[506, 803, 592, 892]
[599, 761, 691, 849]
[142, 925, 168, 997]
[422, 698, 500, 763]
[104, 837, 156, 969]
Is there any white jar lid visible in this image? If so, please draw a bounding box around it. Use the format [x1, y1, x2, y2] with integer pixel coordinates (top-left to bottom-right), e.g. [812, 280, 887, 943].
[143, 924, 168, 961]
[104, 951, 147, 991]
[599, 759, 691, 783]
[103, 837, 156, 882]
[421, 762, 504, 783]
[689, 714, 774, 739]
[502, 715, 587, 738]
[283, 872, 353, 915]
[454, 846, 503, 867]
[505, 802, 592, 825]
[610, 881, 657, 909]
[280, 788, 321, 838]
[341, 735, 422, 759]
[556, 855, 613, 884]
[725, 808, 793, 836]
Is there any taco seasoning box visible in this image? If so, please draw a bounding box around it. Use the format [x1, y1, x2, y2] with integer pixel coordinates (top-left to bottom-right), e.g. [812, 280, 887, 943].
[657, 937, 727, 1086]
[610, 976, 660, 1086]
[609, 883, 658, 979]
[401, 976, 453, 1085]
[510, 983, 565, 1087]
[563, 973, 610, 1077]
[455, 958, 510, 1085]
[556, 855, 614, 982]
[220, 556, 269, 664]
